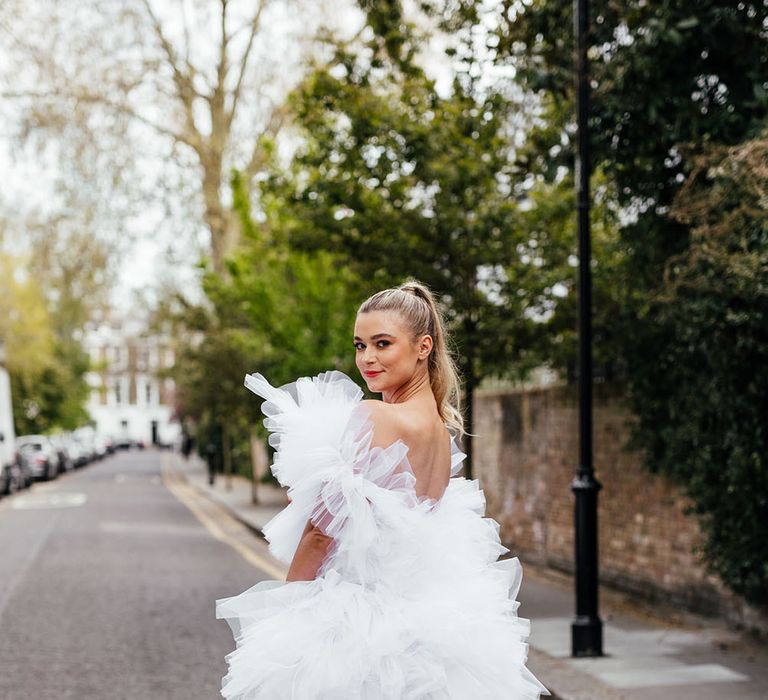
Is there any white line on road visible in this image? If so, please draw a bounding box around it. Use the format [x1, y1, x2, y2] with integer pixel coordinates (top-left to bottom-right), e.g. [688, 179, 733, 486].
[11, 492, 87, 510]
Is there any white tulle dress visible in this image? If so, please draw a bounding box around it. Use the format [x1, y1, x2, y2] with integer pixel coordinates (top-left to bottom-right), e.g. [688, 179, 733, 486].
[216, 371, 547, 700]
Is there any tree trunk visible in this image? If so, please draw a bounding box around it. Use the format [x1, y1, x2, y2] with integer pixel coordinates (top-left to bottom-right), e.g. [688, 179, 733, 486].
[222, 422, 232, 491]
[249, 429, 268, 504]
[201, 159, 232, 274]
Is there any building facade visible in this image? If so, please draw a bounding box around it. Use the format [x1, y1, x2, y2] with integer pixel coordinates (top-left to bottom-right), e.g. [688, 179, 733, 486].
[83, 316, 181, 447]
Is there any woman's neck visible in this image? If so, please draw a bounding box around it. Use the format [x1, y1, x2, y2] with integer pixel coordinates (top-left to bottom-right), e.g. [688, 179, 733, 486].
[383, 368, 435, 408]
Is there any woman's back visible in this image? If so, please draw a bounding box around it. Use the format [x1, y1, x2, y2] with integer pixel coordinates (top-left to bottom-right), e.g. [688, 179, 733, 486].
[365, 399, 452, 502]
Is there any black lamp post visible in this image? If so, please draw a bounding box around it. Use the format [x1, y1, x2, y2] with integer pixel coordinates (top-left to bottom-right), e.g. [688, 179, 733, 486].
[571, 0, 603, 657]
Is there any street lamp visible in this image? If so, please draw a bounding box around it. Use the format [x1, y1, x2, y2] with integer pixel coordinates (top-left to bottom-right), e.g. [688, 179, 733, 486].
[571, 0, 603, 657]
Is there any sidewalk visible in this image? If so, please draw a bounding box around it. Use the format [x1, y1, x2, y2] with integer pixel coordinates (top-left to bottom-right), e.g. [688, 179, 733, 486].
[172, 453, 768, 700]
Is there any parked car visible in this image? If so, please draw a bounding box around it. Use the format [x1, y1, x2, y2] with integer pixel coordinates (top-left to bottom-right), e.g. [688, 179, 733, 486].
[16, 435, 58, 481]
[1, 455, 25, 495]
[67, 433, 89, 468]
[114, 436, 135, 450]
[13, 450, 35, 489]
[48, 433, 75, 474]
[93, 434, 109, 459]
[73, 427, 99, 463]
[0, 446, 24, 495]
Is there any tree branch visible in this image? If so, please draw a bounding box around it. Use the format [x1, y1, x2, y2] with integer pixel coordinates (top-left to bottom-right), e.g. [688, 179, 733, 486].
[140, 0, 204, 153]
[244, 102, 289, 180]
[227, 0, 269, 131]
[3, 88, 199, 152]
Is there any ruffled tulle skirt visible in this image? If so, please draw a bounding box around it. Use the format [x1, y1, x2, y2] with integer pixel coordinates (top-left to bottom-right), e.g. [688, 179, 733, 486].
[216, 480, 546, 700]
[216, 371, 547, 699]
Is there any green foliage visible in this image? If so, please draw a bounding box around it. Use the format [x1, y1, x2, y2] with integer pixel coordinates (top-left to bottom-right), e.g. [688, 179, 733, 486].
[164, 171, 362, 477]
[421, 0, 768, 602]
[259, 2, 633, 475]
[0, 252, 54, 378]
[266, 48, 566, 389]
[627, 135, 768, 606]
[11, 339, 91, 435]
[484, 0, 768, 332]
[523, 170, 628, 379]
[428, 0, 768, 601]
[214, 172, 362, 386]
[0, 252, 91, 434]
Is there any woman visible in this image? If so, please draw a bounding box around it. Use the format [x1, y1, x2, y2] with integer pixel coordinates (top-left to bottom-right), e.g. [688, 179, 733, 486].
[216, 281, 547, 699]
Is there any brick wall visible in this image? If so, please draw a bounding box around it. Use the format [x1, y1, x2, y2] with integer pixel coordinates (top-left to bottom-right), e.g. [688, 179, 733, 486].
[473, 382, 735, 616]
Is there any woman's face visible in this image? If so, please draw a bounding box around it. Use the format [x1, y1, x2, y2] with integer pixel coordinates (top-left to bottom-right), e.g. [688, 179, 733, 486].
[354, 310, 431, 395]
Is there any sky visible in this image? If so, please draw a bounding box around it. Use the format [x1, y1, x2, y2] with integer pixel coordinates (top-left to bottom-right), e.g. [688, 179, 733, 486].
[0, 0, 379, 310]
[0, 0, 525, 315]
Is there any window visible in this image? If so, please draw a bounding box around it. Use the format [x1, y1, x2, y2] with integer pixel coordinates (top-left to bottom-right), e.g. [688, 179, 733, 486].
[145, 381, 153, 405]
[115, 382, 122, 405]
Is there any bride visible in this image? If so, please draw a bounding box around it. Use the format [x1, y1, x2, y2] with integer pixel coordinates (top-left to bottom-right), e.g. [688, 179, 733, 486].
[216, 281, 547, 699]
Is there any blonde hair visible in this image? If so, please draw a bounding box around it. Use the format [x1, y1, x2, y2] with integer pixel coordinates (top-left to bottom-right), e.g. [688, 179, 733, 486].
[357, 280, 464, 436]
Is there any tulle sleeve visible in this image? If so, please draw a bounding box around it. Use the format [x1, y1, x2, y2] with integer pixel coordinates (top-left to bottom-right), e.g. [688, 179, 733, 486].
[244, 371, 418, 572]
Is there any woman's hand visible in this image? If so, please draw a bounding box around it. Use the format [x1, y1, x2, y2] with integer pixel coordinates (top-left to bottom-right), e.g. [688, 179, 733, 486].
[286, 520, 333, 582]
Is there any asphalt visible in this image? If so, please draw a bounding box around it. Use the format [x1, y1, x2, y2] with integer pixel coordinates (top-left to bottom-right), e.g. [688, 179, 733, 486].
[0, 449, 269, 700]
[175, 452, 768, 700]
[1, 449, 764, 700]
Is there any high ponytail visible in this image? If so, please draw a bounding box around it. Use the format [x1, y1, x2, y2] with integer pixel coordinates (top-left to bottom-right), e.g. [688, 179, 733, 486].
[357, 280, 464, 436]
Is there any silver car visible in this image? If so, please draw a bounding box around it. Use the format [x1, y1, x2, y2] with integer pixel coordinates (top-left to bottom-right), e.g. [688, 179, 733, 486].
[16, 435, 58, 481]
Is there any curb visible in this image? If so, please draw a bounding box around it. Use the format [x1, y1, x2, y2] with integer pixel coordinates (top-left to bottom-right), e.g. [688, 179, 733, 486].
[169, 456, 273, 543]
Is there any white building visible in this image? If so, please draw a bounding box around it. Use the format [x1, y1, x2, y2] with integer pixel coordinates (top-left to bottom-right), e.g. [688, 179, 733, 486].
[83, 315, 181, 447]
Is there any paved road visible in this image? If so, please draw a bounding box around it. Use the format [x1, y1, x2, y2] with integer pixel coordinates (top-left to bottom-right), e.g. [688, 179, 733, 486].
[0, 450, 270, 700]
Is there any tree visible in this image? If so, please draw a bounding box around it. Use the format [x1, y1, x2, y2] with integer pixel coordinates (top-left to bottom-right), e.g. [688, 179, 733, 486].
[20, 219, 113, 339]
[0, 197, 114, 433]
[0, 0, 351, 272]
[484, 0, 768, 347]
[0, 252, 54, 379]
[0, 251, 90, 434]
[626, 132, 768, 606]
[162, 171, 362, 479]
[452, 0, 768, 603]
[260, 19, 580, 475]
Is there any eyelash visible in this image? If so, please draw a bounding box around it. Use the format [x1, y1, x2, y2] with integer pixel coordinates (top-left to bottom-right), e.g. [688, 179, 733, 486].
[354, 340, 391, 350]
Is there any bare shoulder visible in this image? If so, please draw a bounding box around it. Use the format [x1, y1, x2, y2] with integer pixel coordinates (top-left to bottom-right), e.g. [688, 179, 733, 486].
[360, 400, 425, 448]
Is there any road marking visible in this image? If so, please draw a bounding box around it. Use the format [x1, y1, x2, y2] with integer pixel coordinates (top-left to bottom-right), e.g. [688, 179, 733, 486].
[12, 492, 87, 510]
[161, 456, 287, 581]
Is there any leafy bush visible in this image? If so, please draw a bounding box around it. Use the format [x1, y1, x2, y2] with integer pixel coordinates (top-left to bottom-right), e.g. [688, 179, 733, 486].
[626, 135, 768, 606]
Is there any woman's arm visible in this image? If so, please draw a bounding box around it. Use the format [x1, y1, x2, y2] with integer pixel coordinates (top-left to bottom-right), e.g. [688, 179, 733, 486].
[286, 520, 333, 582]
[285, 404, 401, 582]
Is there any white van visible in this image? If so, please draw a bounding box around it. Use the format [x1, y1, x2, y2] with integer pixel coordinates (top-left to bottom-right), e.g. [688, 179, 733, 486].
[0, 345, 17, 485]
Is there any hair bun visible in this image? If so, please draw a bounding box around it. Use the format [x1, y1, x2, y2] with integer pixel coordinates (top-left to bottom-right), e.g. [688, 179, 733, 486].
[399, 280, 429, 300]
